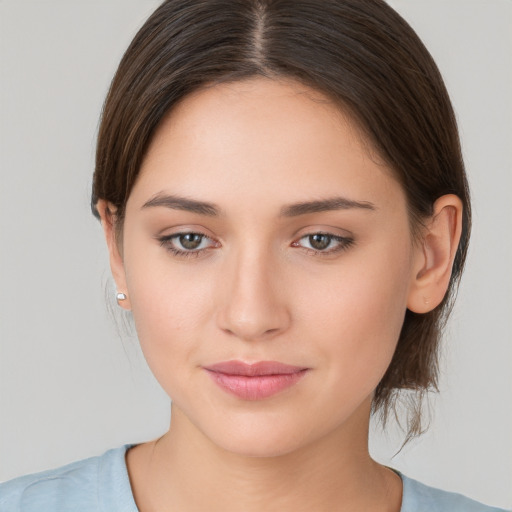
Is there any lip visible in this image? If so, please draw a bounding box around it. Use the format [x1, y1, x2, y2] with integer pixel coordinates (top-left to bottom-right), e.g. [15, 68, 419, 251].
[203, 360, 309, 401]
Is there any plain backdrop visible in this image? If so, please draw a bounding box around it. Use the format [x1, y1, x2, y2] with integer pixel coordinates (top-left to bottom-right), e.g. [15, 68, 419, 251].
[0, 0, 511, 508]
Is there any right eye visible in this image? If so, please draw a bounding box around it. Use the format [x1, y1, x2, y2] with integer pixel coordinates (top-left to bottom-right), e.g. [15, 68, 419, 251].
[158, 232, 219, 258]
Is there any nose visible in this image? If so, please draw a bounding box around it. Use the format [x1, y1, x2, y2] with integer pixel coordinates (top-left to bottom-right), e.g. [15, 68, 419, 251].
[216, 247, 291, 341]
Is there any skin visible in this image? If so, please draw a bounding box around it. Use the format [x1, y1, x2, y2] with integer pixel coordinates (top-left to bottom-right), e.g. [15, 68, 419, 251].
[99, 78, 462, 512]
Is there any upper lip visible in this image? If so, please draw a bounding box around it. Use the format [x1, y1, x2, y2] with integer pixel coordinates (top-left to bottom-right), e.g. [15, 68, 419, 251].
[203, 360, 308, 376]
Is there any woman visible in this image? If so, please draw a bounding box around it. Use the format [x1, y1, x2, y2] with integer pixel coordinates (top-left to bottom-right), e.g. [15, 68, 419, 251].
[0, 1, 508, 510]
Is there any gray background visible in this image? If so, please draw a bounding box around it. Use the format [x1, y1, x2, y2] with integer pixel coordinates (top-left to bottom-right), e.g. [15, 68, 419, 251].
[0, 0, 511, 508]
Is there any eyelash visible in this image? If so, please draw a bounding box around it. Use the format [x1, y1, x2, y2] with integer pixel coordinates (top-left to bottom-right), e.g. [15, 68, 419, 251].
[157, 232, 354, 259]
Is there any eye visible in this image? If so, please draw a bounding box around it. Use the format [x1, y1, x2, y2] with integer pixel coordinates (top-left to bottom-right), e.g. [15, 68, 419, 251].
[177, 233, 207, 250]
[158, 232, 219, 257]
[292, 233, 353, 255]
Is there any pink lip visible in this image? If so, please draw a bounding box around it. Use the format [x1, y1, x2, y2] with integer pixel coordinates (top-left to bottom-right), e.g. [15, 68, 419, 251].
[203, 361, 309, 401]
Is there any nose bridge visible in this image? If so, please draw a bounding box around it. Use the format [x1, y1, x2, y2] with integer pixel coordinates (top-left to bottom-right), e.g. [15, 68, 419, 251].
[216, 240, 289, 341]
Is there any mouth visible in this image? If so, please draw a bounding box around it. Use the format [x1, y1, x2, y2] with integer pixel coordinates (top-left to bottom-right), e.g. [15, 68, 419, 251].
[202, 360, 309, 400]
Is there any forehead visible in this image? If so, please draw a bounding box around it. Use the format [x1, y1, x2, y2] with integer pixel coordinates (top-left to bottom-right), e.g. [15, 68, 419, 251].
[130, 78, 404, 216]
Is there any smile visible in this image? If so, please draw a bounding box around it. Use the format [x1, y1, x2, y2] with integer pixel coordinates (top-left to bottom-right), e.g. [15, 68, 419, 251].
[203, 361, 309, 400]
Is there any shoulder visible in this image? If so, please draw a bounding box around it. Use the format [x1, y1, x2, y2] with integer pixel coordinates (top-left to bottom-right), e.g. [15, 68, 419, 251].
[400, 474, 510, 512]
[0, 445, 137, 512]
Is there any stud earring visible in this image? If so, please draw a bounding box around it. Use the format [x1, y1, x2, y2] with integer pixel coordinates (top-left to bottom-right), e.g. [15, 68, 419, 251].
[116, 292, 127, 305]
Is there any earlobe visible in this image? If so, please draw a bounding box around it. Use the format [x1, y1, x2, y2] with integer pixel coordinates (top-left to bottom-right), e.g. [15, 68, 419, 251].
[407, 194, 463, 314]
[96, 200, 132, 311]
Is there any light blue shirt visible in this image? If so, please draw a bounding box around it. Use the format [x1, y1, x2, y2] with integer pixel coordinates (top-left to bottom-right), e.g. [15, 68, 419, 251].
[0, 445, 508, 511]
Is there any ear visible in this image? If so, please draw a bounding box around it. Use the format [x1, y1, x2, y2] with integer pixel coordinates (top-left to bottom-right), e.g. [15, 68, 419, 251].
[96, 200, 132, 311]
[407, 194, 463, 314]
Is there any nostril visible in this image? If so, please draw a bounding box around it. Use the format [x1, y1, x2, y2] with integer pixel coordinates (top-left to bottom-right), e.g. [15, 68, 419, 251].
[217, 304, 290, 342]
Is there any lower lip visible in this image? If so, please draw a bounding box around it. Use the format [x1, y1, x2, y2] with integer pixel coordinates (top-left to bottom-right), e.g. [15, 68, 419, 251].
[205, 370, 308, 400]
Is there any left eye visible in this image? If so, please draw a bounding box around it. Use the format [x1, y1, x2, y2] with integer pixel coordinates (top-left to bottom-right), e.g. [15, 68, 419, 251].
[293, 233, 352, 253]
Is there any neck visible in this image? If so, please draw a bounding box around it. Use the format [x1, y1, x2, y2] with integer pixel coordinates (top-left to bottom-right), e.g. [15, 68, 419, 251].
[127, 401, 402, 512]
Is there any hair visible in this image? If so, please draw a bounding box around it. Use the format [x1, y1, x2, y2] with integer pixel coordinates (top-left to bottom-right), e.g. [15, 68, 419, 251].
[92, 0, 471, 440]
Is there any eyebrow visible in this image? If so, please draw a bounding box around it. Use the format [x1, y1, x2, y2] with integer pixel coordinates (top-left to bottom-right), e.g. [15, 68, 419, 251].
[142, 194, 220, 216]
[280, 197, 376, 216]
[141, 193, 376, 217]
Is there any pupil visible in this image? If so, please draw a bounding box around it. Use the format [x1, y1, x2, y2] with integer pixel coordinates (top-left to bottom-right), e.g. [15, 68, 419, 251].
[309, 234, 331, 250]
[180, 233, 202, 250]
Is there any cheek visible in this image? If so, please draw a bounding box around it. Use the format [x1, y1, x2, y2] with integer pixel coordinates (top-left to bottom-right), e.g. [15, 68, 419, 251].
[122, 247, 216, 383]
[294, 241, 413, 390]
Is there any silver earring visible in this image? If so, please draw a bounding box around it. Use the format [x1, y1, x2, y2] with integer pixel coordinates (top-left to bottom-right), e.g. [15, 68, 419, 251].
[116, 292, 127, 305]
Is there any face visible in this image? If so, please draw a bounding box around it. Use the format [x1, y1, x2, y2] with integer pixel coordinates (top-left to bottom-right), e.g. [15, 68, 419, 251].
[111, 78, 422, 457]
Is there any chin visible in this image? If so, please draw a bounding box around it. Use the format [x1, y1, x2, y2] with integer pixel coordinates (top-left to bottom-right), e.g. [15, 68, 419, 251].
[183, 406, 314, 459]
[213, 427, 308, 459]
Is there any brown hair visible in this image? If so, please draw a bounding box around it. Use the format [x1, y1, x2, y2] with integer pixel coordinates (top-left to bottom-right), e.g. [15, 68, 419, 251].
[92, 0, 471, 439]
